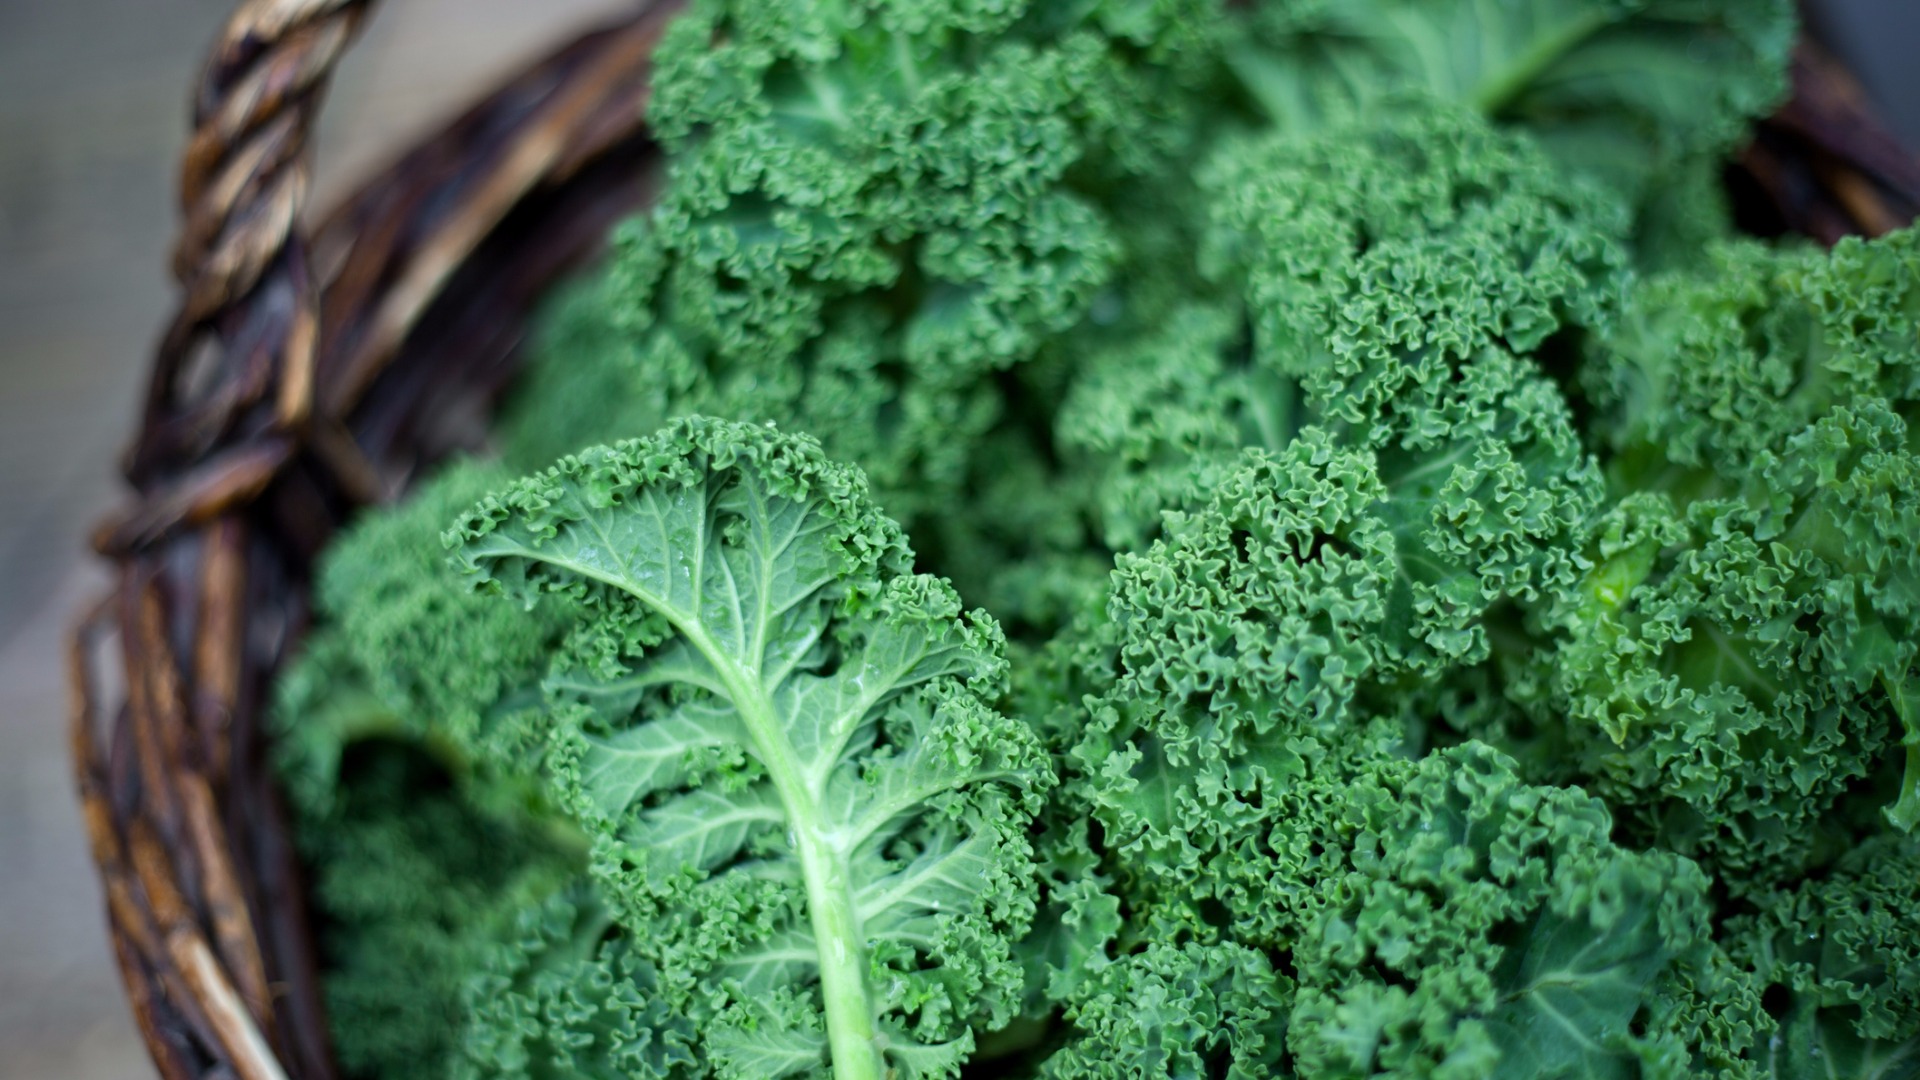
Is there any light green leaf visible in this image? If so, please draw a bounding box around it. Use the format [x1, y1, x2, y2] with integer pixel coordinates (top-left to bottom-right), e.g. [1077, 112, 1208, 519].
[452, 417, 1051, 1080]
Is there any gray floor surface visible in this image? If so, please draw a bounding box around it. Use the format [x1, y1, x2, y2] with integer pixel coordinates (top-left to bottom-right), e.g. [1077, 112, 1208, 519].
[0, 2, 1914, 1078]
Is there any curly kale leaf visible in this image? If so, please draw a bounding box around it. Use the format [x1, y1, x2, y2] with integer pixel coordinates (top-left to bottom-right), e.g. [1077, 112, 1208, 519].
[1053, 98, 1620, 554]
[1505, 460, 1909, 883]
[1492, 229, 1920, 879]
[1024, 416, 1735, 1074]
[1279, 746, 1721, 1079]
[292, 459, 575, 786]
[269, 685, 581, 1080]
[500, 0, 1214, 539]
[1226, 0, 1792, 222]
[1198, 98, 1628, 420]
[271, 464, 588, 1080]
[1586, 232, 1920, 478]
[450, 417, 1053, 1079]
[458, 882, 699, 1080]
[1050, 428, 1587, 903]
[1037, 736, 1728, 1076]
[1039, 942, 1291, 1079]
[1729, 836, 1920, 1079]
[1020, 393, 1602, 1003]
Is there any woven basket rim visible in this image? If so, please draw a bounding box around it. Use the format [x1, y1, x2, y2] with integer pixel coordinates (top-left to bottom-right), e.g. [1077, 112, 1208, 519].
[72, 3, 679, 1076]
[70, 3, 1920, 1077]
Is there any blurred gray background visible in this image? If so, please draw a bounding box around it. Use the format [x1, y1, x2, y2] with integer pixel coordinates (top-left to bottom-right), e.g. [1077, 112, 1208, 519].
[0, 2, 1914, 1077]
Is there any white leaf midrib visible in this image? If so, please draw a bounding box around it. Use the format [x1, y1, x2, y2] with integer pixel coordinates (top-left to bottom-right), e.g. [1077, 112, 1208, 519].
[502, 479, 887, 1079]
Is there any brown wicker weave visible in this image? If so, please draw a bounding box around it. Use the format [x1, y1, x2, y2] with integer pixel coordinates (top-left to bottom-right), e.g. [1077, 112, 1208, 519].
[67, 2, 1920, 1077]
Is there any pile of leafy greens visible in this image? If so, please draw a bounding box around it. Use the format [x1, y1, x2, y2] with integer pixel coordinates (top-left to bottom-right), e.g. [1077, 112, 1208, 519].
[273, 0, 1920, 1076]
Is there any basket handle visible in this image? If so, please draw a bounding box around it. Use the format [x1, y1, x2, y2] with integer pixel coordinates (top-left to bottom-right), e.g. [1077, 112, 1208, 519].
[121, 0, 372, 501]
[76, 4, 677, 1074]
[79, 11, 380, 1077]
[106, 0, 676, 540]
[177, 0, 368, 311]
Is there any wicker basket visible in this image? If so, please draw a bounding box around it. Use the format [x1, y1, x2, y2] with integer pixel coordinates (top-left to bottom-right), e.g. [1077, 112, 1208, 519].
[66, 2, 1920, 1077]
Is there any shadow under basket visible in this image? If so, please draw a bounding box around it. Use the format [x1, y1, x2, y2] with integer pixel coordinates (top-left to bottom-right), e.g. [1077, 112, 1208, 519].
[66, 2, 1920, 1078]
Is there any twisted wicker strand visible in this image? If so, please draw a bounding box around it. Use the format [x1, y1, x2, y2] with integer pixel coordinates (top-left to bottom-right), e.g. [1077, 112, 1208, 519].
[178, 1, 367, 302]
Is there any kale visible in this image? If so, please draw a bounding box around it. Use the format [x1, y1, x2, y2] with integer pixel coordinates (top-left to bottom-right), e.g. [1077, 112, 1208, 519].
[267, 1, 1920, 1076]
